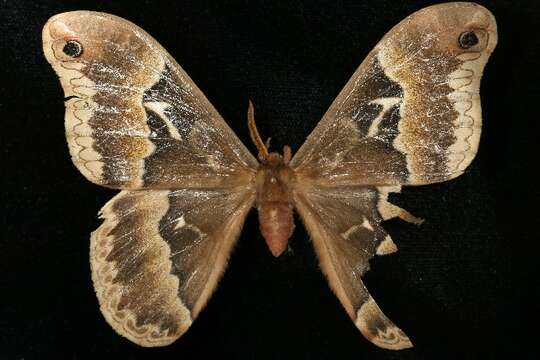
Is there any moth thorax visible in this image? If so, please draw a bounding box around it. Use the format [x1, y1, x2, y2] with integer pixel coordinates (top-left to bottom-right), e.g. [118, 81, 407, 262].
[258, 203, 295, 257]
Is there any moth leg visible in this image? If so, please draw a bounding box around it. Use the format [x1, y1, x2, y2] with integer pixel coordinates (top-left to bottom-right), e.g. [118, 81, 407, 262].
[377, 186, 423, 225]
[265, 137, 271, 149]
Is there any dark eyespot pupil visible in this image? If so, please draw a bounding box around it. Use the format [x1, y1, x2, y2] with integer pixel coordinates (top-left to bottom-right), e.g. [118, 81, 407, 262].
[458, 31, 479, 49]
[62, 40, 83, 57]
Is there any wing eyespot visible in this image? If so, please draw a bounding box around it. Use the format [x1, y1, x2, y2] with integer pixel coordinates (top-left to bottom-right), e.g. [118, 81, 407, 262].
[62, 40, 83, 57]
[458, 31, 479, 49]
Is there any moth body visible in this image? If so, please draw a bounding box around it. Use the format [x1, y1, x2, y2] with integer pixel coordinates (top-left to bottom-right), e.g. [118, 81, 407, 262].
[255, 152, 296, 257]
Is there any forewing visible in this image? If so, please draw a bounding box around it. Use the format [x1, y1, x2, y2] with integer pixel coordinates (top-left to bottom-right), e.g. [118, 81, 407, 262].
[90, 187, 254, 346]
[43, 11, 257, 189]
[291, 3, 497, 186]
[294, 186, 412, 350]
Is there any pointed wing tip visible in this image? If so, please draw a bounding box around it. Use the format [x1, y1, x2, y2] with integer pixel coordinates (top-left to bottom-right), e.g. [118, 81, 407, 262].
[358, 319, 413, 350]
[370, 329, 413, 350]
[360, 323, 414, 350]
[355, 296, 413, 350]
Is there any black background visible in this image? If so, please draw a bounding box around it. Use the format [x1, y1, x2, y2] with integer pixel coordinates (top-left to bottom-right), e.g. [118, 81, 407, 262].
[1, 0, 539, 358]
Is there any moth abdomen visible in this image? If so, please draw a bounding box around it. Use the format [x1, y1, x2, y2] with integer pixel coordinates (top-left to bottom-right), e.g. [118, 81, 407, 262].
[258, 202, 295, 257]
[253, 149, 296, 257]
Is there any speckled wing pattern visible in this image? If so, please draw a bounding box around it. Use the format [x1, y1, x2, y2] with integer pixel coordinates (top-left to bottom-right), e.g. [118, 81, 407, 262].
[42, 11, 257, 346]
[292, 2, 497, 350]
[42, 11, 257, 189]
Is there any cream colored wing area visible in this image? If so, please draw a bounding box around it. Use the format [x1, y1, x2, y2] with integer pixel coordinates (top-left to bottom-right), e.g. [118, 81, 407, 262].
[43, 11, 257, 189]
[294, 186, 412, 350]
[91, 187, 254, 346]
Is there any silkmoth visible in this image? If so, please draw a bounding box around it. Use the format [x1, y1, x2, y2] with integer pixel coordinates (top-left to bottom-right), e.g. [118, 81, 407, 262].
[42, 2, 497, 350]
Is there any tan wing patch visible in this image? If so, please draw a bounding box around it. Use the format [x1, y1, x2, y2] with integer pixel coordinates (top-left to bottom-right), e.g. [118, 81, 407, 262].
[377, 186, 423, 226]
[61, 63, 107, 181]
[445, 48, 494, 173]
[375, 236, 398, 256]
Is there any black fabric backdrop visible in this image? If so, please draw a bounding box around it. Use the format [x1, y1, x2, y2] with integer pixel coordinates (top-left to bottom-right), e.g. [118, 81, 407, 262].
[1, 0, 538, 358]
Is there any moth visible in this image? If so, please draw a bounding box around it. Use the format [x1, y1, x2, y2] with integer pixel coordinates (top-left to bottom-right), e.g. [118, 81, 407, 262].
[42, 2, 497, 350]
